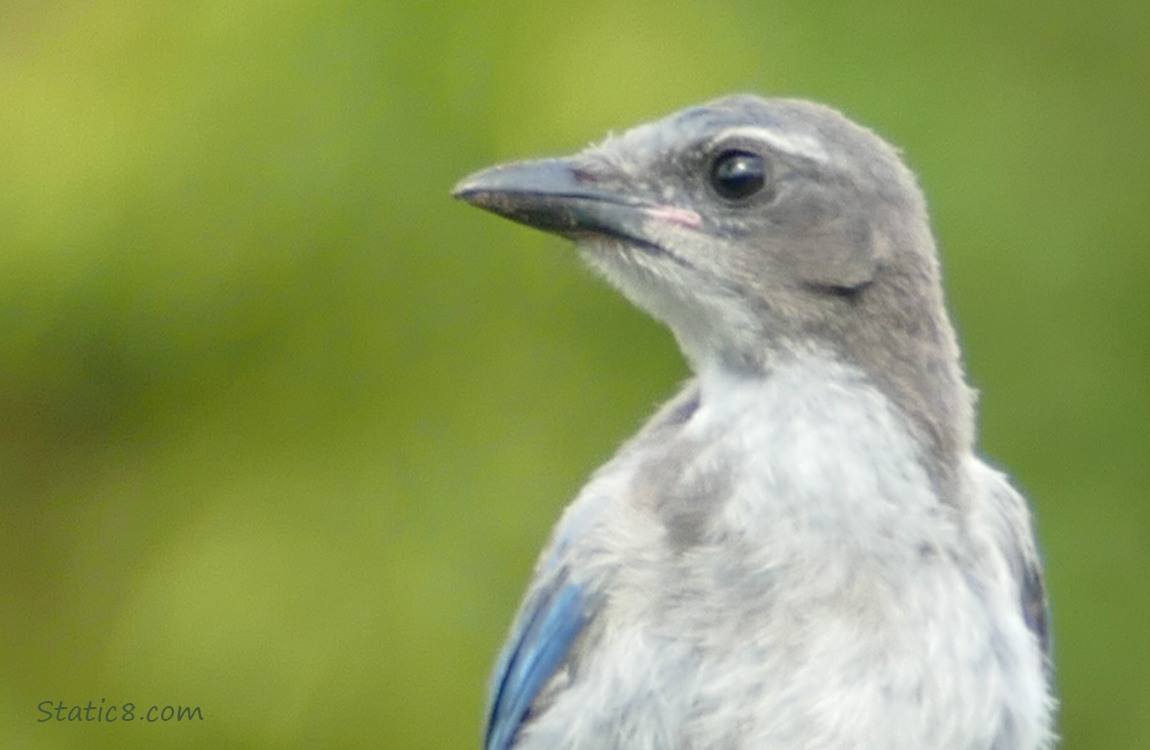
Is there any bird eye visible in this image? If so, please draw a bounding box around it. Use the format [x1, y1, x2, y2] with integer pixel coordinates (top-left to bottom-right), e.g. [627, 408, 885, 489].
[709, 150, 768, 201]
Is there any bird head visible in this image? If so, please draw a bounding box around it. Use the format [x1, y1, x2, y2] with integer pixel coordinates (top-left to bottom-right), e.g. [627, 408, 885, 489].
[454, 95, 974, 474]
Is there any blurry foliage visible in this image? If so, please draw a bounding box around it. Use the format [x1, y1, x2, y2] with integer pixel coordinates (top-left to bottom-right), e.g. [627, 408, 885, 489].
[0, 1, 1147, 748]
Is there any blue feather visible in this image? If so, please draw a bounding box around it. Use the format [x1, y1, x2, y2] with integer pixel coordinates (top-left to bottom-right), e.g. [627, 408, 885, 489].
[485, 574, 587, 750]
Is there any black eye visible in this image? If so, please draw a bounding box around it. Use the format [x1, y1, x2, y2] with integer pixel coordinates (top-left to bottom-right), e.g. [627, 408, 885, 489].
[709, 150, 768, 201]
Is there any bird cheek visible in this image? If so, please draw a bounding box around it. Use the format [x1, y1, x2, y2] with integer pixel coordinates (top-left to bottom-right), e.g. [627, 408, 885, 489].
[781, 213, 880, 292]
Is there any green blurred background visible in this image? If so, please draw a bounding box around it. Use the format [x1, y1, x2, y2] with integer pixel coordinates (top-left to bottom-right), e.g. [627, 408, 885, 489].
[1, 1, 1147, 748]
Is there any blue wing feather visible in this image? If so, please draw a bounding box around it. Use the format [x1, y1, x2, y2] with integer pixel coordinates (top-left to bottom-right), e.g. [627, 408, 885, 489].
[485, 572, 587, 750]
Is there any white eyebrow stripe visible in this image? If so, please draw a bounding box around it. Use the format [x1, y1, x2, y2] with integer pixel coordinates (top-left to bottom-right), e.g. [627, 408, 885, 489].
[712, 126, 830, 163]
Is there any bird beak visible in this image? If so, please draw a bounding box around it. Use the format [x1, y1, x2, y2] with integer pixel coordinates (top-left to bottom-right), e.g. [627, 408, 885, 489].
[452, 158, 700, 243]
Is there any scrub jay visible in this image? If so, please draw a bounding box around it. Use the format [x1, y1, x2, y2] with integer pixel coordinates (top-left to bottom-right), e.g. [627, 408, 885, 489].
[453, 95, 1055, 750]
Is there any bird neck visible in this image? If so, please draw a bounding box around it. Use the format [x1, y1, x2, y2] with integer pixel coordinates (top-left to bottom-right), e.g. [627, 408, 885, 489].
[695, 342, 972, 506]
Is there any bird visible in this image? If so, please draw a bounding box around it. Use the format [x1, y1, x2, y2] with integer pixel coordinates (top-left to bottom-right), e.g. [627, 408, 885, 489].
[452, 95, 1055, 750]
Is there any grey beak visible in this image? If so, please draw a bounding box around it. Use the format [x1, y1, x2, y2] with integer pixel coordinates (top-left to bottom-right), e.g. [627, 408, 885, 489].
[452, 158, 669, 245]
